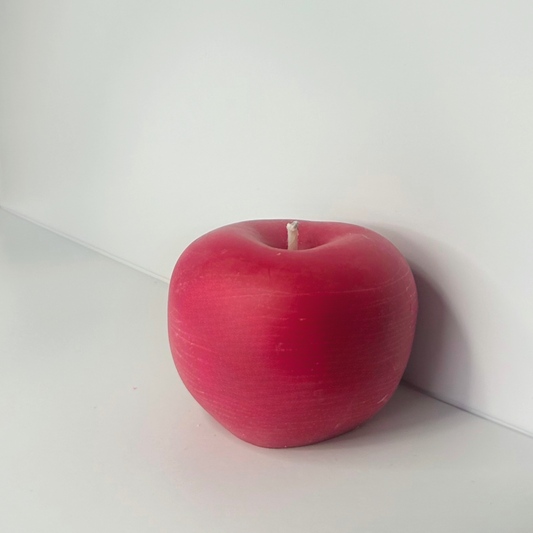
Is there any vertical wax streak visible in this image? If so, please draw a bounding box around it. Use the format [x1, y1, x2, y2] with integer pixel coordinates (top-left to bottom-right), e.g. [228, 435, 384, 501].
[287, 221, 299, 251]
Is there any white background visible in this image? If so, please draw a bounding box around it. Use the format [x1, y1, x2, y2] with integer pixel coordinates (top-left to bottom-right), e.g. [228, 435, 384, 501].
[3, 210, 533, 532]
[1, 1, 533, 436]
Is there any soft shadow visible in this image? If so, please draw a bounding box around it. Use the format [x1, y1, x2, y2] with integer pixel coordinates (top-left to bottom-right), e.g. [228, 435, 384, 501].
[306, 226, 474, 450]
[311, 384, 468, 453]
[405, 267, 471, 398]
[371, 225, 472, 401]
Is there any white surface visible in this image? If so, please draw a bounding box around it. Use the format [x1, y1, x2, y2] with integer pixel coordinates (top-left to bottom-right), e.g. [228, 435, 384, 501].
[2, 208, 533, 533]
[1, 3, 533, 440]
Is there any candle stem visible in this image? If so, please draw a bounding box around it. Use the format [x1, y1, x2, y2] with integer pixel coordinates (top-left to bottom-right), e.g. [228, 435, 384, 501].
[287, 221, 299, 251]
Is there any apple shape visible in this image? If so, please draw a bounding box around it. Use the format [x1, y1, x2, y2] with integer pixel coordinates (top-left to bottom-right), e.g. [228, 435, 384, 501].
[168, 220, 418, 448]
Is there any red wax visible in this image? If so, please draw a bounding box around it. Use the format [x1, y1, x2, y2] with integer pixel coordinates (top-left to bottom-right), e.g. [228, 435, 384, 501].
[168, 220, 418, 448]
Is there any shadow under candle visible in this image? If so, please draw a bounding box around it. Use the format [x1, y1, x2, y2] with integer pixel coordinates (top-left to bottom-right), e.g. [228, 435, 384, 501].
[316, 227, 474, 449]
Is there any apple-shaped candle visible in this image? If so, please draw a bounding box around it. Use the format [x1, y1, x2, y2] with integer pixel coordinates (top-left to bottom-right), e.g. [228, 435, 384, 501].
[168, 220, 418, 448]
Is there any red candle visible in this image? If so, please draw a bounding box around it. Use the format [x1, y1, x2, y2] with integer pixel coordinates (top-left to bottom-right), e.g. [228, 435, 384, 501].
[168, 220, 418, 448]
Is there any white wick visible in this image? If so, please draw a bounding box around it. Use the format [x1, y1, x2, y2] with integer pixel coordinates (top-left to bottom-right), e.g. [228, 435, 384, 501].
[286, 221, 299, 251]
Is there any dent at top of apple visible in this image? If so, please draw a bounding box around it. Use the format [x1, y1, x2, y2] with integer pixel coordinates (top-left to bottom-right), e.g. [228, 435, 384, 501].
[171, 220, 414, 297]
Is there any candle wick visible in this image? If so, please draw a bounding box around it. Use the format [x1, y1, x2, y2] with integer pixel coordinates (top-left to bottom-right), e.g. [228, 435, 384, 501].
[287, 221, 299, 251]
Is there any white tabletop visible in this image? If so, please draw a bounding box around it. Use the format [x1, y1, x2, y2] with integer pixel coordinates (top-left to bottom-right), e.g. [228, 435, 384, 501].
[1, 207, 532, 533]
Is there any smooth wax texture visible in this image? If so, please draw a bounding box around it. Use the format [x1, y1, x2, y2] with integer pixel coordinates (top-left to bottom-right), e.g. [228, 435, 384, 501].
[168, 220, 418, 448]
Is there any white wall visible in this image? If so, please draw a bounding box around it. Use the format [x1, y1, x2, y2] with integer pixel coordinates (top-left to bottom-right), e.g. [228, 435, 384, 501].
[1, 0, 533, 436]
